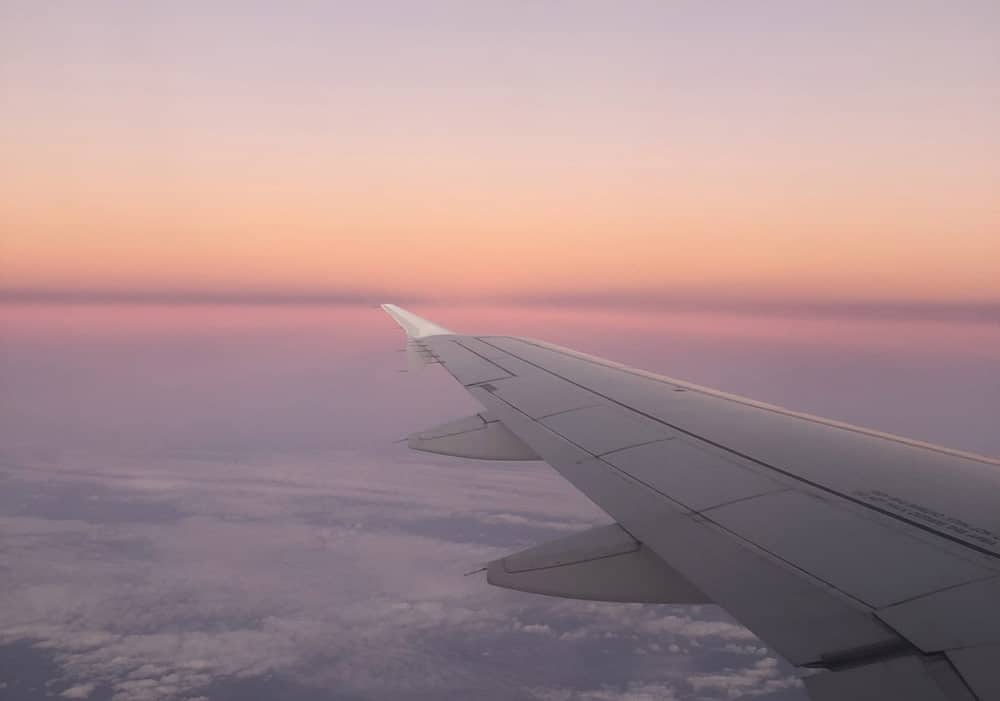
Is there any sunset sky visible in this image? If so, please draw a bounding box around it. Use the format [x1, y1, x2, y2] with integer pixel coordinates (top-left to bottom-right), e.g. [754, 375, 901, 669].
[2, 1, 998, 303]
[2, 6, 999, 698]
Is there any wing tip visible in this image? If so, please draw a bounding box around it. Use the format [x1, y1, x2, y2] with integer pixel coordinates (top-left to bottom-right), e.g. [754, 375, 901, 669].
[381, 303, 453, 338]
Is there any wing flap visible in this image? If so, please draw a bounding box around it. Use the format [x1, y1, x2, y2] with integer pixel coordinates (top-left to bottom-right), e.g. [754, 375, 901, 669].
[407, 412, 540, 461]
[487, 523, 711, 603]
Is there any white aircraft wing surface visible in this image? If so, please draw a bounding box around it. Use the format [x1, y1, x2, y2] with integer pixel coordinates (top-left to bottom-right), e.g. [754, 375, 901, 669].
[381, 304, 1000, 700]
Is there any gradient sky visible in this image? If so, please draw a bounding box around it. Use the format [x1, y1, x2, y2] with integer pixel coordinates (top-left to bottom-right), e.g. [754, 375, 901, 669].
[2, 1, 999, 303]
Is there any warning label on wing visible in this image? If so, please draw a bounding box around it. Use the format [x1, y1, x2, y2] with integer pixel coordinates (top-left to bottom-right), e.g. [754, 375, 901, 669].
[854, 489, 1000, 549]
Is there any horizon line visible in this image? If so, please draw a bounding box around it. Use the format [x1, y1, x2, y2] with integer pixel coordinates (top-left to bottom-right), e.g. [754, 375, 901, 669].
[2, 288, 999, 323]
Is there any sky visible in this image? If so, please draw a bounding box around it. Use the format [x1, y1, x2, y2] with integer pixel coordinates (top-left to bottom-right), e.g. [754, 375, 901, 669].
[2, 1, 999, 304]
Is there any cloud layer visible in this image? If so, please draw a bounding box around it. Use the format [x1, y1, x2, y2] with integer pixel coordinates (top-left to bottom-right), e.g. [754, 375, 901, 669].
[0, 448, 803, 701]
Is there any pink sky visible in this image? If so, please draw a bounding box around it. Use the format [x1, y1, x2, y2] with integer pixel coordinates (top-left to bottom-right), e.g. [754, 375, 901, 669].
[2, 2, 998, 303]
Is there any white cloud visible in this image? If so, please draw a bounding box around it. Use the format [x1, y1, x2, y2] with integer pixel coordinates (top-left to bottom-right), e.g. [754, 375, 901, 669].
[545, 604, 759, 647]
[60, 684, 95, 699]
[476, 512, 597, 531]
[517, 623, 553, 635]
[689, 657, 803, 697]
[532, 682, 680, 701]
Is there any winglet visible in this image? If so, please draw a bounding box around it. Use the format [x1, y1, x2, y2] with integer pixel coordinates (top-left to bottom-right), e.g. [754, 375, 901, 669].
[381, 304, 453, 339]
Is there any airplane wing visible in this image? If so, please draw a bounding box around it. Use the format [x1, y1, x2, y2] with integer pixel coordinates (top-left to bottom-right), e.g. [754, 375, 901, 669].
[381, 304, 1000, 700]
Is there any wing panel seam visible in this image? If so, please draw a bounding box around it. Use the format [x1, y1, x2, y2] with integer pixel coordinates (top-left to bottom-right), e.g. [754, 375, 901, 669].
[477, 337, 1000, 562]
[475, 385, 887, 610]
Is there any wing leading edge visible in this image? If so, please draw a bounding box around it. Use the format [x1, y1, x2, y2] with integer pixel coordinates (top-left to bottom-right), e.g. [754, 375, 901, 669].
[381, 304, 1000, 700]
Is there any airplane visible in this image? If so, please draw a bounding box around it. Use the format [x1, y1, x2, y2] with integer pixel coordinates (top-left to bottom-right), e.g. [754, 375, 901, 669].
[381, 303, 999, 700]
